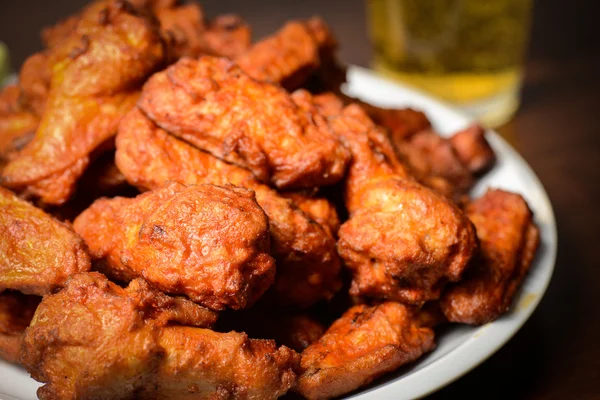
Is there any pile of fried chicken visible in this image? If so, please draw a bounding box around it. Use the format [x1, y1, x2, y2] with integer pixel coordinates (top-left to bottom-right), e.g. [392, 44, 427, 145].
[0, 1, 540, 399]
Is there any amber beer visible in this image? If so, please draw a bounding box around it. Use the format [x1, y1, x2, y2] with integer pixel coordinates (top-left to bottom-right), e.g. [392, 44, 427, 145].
[368, 0, 533, 126]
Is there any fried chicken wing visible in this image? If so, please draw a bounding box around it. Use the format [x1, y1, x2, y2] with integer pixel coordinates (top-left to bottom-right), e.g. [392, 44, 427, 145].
[316, 99, 476, 305]
[0, 188, 91, 296]
[236, 19, 320, 91]
[42, 0, 251, 65]
[395, 129, 474, 199]
[0, 291, 40, 364]
[40, 0, 175, 48]
[337, 95, 498, 198]
[235, 17, 343, 92]
[22, 272, 298, 400]
[158, 5, 251, 61]
[280, 191, 341, 238]
[204, 14, 252, 59]
[153, 327, 299, 400]
[1, 0, 166, 205]
[0, 85, 38, 170]
[297, 302, 435, 400]
[441, 189, 540, 324]
[138, 56, 350, 189]
[73, 181, 275, 310]
[339, 94, 432, 142]
[115, 108, 341, 307]
[300, 18, 347, 94]
[157, 3, 206, 60]
[449, 124, 496, 175]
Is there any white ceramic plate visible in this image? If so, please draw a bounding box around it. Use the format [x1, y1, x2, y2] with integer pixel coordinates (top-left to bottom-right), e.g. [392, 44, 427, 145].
[0, 66, 557, 400]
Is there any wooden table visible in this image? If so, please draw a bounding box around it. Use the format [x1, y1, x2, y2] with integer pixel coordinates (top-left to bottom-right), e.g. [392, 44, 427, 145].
[1, 0, 599, 398]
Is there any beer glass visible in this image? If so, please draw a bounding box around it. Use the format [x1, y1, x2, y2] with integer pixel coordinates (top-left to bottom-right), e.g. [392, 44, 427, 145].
[368, 0, 533, 127]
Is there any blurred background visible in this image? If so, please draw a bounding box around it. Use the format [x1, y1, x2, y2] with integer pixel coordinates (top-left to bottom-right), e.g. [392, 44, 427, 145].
[1, 0, 599, 398]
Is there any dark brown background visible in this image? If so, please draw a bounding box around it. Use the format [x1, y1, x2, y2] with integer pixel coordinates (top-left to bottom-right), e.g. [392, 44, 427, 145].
[1, 0, 599, 398]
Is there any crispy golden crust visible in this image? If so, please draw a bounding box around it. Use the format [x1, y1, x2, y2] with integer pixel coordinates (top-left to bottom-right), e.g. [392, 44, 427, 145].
[280, 191, 341, 238]
[1, 0, 166, 205]
[73, 181, 275, 311]
[115, 108, 341, 307]
[152, 327, 300, 399]
[441, 189, 540, 324]
[297, 302, 435, 400]
[314, 101, 476, 305]
[138, 56, 350, 189]
[0, 86, 38, 170]
[21, 272, 218, 400]
[0, 291, 40, 364]
[0, 187, 91, 295]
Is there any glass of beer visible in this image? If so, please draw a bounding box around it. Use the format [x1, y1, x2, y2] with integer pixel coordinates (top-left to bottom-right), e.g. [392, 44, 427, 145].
[367, 0, 533, 127]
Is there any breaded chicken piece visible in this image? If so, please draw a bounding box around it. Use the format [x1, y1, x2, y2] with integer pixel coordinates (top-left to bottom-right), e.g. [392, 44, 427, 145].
[441, 189, 540, 324]
[0, 291, 40, 364]
[41, 0, 251, 64]
[40, 0, 176, 48]
[236, 18, 328, 91]
[395, 129, 474, 199]
[22, 272, 298, 400]
[217, 308, 325, 352]
[300, 18, 347, 94]
[73, 182, 275, 311]
[393, 125, 496, 200]
[157, 4, 250, 61]
[297, 302, 435, 400]
[0, 188, 91, 296]
[340, 94, 432, 143]
[153, 327, 299, 400]
[0, 85, 38, 170]
[204, 14, 252, 59]
[280, 191, 341, 237]
[138, 56, 350, 189]
[449, 124, 496, 175]
[116, 109, 341, 307]
[237, 17, 344, 93]
[157, 3, 206, 60]
[337, 95, 497, 198]
[1, 0, 166, 205]
[315, 99, 476, 305]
